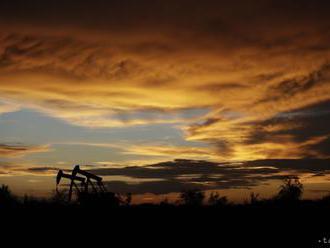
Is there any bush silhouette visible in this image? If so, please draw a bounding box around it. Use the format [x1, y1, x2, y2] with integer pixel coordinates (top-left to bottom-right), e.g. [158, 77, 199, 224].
[249, 192, 260, 205]
[180, 189, 205, 206]
[0, 184, 18, 208]
[208, 192, 228, 207]
[0, 180, 325, 210]
[275, 178, 303, 202]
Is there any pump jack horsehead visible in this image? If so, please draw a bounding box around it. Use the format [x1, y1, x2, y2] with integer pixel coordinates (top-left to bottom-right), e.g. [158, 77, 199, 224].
[56, 165, 106, 202]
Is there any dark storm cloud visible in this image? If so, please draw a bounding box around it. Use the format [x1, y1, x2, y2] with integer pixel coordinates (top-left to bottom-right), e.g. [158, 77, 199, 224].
[247, 100, 330, 142]
[304, 138, 330, 158]
[245, 159, 330, 173]
[1, 0, 330, 47]
[85, 159, 306, 194]
[244, 100, 330, 157]
[259, 63, 330, 104]
[103, 177, 262, 195]
[0, 33, 138, 81]
[22, 157, 330, 194]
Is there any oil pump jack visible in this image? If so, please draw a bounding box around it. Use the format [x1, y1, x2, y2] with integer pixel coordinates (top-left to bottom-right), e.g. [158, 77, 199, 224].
[56, 165, 106, 202]
[72, 165, 106, 193]
[56, 169, 86, 201]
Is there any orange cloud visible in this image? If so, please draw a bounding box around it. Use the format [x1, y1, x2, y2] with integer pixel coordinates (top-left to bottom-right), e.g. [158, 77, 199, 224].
[1, 1, 330, 161]
[0, 144, 50, 158]
[122, 145, 219, 161]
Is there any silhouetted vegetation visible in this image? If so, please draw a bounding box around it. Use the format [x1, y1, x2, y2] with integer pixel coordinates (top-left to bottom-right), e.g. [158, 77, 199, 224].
[249, 192, 260, 205]
[275, 178, 303, 203]
[180, 189, 205, 206]
[0, 184, 18, 208]
[0, 178, 329, 212]
[208, 192, 228, 207]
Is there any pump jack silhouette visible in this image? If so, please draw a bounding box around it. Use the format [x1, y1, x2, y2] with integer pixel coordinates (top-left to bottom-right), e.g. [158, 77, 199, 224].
[72, 165, 106, 193]
[56, 165, 106, 202]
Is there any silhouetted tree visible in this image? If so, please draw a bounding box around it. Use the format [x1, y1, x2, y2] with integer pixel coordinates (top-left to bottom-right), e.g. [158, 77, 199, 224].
[0, 185, 18, 208]
[249, 192, 260, 205]
[208, 192, 228, 207]
[180, 189, 205, 206]
[275, 178, 303, 202]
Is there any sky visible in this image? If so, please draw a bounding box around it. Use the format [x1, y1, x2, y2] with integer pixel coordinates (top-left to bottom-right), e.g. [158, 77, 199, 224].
[1, 0, 330, 202]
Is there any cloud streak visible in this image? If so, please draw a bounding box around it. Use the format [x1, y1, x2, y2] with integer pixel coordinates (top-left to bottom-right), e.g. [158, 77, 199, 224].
[85, 158, 330, 195]
[0, 143, 50, 157]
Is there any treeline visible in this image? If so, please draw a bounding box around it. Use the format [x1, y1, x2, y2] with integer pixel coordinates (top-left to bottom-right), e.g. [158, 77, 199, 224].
[1, 178, 330, 209]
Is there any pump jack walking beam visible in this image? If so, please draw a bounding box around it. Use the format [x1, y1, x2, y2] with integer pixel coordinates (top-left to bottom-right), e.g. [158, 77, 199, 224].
[72, 165, 106, 193]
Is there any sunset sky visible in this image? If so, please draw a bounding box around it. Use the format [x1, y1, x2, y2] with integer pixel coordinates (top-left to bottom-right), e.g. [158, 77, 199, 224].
[1, 0, 330, 202]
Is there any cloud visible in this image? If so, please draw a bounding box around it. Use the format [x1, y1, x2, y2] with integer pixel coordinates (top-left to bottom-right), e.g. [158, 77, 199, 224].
[27, 166, 60, 173]
[3, 157, 330, 195]
[0, 143, 50, 157]
[122, 145, 219, 160]
[85, 158, 329, 194]
[245, 159, 330, 173]
[51, 141, 220, 161]
[243, 100, 330, 158]
[259, 63, 330, 104]
[0, 100, 20, 115]
[185, 98, 330, 161]
[0, 0, 330, 161]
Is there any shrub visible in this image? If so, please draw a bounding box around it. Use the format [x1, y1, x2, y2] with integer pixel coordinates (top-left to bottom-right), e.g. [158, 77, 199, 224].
[208, 192, 228, 207]
[180, 189, 205, 206]
[275, 178, 303, 202]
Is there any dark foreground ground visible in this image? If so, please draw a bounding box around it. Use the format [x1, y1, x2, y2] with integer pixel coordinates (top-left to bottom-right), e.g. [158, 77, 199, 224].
[1, 181, 329, 247]
[2, 204, 330, 247]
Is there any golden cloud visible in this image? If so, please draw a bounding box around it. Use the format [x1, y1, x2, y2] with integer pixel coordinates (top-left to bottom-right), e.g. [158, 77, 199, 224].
[1, 1, 330, 161]
[122, 145, 219, 160]
[0, 144, 50, 158]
